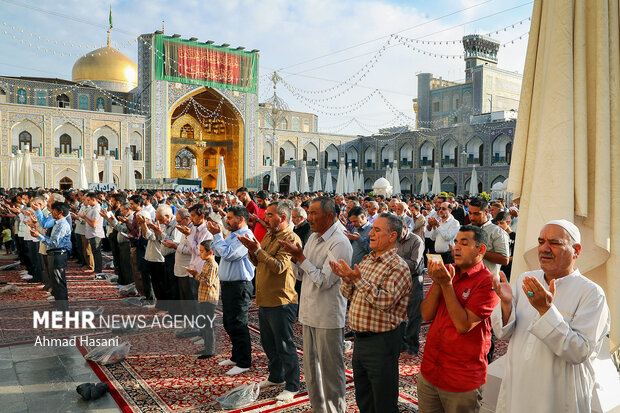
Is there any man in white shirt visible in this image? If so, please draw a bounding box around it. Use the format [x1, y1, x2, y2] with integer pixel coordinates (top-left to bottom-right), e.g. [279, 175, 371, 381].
[426, 202, 460, 264]
[491, 220, 610, 413]
[79, 192, 105, 274]
[281, 197, 353, 413]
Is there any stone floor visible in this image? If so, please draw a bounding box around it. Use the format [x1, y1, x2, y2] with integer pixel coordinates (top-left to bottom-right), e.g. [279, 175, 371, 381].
[0, 344, 120, 413]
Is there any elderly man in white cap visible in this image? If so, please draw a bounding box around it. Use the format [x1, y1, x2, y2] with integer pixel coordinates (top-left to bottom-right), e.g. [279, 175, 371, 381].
[490, 220, 610, 413]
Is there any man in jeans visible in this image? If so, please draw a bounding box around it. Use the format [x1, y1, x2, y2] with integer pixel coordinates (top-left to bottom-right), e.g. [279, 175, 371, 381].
[239, 202, 301, 402]
[79, 192, 104, 274]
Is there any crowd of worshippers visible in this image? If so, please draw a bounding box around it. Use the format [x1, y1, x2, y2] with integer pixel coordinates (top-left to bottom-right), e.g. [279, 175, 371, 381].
[0, 186, 610, 413]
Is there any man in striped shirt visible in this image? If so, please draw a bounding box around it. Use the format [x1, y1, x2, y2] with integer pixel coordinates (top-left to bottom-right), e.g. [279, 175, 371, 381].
[330, 213, 412, 413]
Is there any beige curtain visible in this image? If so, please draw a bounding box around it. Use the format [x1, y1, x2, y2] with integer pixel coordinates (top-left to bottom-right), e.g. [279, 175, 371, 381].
[508, 0, 620, 353]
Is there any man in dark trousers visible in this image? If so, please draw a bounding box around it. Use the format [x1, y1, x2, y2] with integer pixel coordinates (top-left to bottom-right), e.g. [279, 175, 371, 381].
[29, 202, 72, 311]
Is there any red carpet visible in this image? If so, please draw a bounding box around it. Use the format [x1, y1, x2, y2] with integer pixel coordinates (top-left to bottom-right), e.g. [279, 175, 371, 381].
[1, 258, 508, 412]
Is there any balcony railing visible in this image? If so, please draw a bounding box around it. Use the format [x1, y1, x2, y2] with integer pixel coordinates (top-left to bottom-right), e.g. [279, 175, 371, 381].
[442, 158, 456, 167]
[492, 155, 509, 165]
[420, 159, 433, 166]
[400, 160, 413, 168]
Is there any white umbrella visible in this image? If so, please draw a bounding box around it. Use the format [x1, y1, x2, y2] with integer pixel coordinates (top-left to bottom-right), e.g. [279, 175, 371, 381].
[385, 165, 392, 185]
[354, 167, 360, 192]
[190, 158, 198, 179]
[420, 167, 429, 194]
[299, 161, 310, 193]
[103, 151, 114, 185]
[8, 154, 15, 189]
[77, 158, 89, 190]
[324, 168, 333, 193]
[346, 163, 354, 194]
[335, 158, 346, 194]
[313, 167, 322, 192]
[216, 156, 227, 192]
[507, 0, 620, 351]
[269, 163, 277, 193]
[91, 157, 99, 184]
[126, 148, 136, 191]
[289, 169, 298, 193]
[15, 150, 23, 188]
[469, 165, 478, 196]
[392, 161, 401, 195]
[431, 164, 441, 194]
[359, 169, 365, 193]
[20, 146, 34, 188]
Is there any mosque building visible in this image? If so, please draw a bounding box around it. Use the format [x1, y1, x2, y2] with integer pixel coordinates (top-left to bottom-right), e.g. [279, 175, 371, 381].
[0, 26, 519, 195]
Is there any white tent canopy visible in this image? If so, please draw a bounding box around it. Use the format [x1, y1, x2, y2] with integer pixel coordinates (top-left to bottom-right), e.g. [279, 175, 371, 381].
[324, 168, 333, 193]
[299, 161, 310, 193]
[469, 165, 478, 196]
[77, 158, 89, 190]
[190, 158, 198, 179]
[313, 167, 322, 192]
[103, 152, 114, 185]
[335, 158, 346, 194]
[391, 161, 401, 195]
[346, 163, 354, 194]
[420, 167, 429, 194]
[8, 154, 15, 189]
[216, 156, 227, 192]
[289, 169, 298, 193]
[431, 165, 441, 194]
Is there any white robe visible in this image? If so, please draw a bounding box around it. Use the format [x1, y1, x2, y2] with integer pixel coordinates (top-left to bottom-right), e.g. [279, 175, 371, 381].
[491, 269, 610, 413]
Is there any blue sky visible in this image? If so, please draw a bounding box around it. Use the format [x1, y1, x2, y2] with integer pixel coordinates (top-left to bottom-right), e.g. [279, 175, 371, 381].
[0, 0, 534, 134]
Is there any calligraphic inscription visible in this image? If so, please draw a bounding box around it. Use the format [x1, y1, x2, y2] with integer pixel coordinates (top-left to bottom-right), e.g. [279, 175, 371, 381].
[178, 46, 240, 85]
[155, 35, 258, 94]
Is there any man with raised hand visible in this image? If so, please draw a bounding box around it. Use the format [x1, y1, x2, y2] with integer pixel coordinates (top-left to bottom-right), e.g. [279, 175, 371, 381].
[281, 197, 353, 413]
[490, 220, 610, 413]
[330, 213, 412, 413]
[418, 225, 498, 413]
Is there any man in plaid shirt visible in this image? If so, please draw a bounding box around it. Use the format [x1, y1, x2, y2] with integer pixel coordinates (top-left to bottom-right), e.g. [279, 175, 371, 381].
[330, 213, 412, 413]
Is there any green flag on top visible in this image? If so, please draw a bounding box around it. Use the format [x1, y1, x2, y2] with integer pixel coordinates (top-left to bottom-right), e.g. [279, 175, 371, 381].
[109, 5, 113, 29]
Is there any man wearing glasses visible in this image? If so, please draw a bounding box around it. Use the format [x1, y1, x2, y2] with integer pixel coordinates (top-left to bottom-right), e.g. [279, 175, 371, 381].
[426, 202, 460, 264]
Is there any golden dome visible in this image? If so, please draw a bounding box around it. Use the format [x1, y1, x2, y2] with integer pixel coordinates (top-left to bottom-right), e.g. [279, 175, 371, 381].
[72, 46, 138, 93]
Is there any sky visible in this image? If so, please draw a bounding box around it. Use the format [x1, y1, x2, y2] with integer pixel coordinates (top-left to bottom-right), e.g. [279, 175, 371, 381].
[0, 0, 534, 135]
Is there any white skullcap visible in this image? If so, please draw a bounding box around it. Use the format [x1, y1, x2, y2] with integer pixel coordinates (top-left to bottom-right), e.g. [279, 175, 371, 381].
[545, 219, 581, 243]
[509, 206, 519, 212]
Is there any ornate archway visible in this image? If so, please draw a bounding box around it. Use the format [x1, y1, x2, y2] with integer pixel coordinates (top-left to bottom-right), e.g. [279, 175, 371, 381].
[169, 87, 244, 190]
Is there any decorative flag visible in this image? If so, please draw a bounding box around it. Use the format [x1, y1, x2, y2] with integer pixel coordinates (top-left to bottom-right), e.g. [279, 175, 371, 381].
[109, 5, 113, 29]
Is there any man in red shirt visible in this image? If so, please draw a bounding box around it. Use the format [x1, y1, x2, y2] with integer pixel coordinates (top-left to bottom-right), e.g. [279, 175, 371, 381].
[236, 187, 258, 216]
[418, 225, 499, 413]
[250, 190, 269, 243]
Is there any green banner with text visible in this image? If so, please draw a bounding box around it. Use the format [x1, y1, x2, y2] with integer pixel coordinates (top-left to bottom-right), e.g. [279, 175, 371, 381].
[154, 35, 258, 94]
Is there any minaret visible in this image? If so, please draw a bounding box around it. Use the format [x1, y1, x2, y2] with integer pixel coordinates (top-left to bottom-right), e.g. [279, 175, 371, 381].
[462, 35, 500, 82]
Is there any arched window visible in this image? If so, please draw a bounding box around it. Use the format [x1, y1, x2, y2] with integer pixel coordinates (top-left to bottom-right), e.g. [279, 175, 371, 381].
[97, 137, 108, 156]
[59, 134, 72, 154]
[56, 94, 70, 108]
[16, 88, 27, 104]
[263, 174, 271, 190]
[420, 141, 434, 166]
[180, 124, 194, 140]
[324, 144, 339, 168]
[96, 97, 105, 111]
[175, 148, 195, 169]
[19, 131, 32, 151]
[59, 177, 73, 190]
[364, 146, 376, 168]
[134, 171, 143, 179]
[492, 134, 512, 164]
[400, 143, 414, 167]
[0, 88, 6, 104]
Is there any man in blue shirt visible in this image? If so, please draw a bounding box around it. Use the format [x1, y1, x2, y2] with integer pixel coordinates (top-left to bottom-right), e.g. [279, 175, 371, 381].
[208, 205, 255, 375]
[346, 206, 372, 266]
[29, 202, 72, 311]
